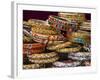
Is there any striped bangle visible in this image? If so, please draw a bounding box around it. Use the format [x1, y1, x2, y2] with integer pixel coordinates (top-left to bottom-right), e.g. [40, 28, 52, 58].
[47, 42, 72, 51]
[28, 52, 57, 59]
[29, 56, 59, 64]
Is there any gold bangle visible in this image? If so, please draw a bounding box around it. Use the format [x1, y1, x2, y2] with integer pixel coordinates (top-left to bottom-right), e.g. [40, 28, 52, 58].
[28, 52, 57, 59]
[47, 42, 72, 51]
[56, 45, 81, 53]
[32, 27, 58, 35]
[29, 56, 59, 64]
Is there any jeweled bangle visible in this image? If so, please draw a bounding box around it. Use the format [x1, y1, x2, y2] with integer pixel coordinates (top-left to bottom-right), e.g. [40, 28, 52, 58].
[29, 56, 59, 64]
[28, 52, 57, 59]
[23, 64, 41, 69]
[67, 32, 90, 44]
[47, 42, 72, 51]
[56, 45, 81, 53]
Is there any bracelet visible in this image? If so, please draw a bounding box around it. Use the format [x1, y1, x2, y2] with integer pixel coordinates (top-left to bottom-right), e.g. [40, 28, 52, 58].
[68, 32, 90, 44]
[68, 52, 91, 60]
[56, 44, 81, 53]
[28, 19, 49, 27]
[28, 52, 57, 59]
[23, 64, 41, 69]
[47, 42, 72, 51]
[53, 61, 81, 67]
[29, 56, 59, 64]
[23, 43, 45, 49]
[32, 27, 58, 35]
[32, 33, 65, 43]
[47, 41, 64, 46]
[23, 49, 44, 54]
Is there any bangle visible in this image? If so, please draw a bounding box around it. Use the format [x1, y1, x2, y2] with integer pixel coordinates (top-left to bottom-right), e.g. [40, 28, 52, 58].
[47, 41, 64, 46]
[23, 43, 45, 49]
[32, 33, 65, 43]
[23, 49, 44, 54]
[47, 42, 72, 51]
[68, 32, 90, 44]
[29, 56, 59, 64]
[28, 52, 57, 59]
[23, 64, 41, 69]
[68, 52, 91, 60]
[32, 27, 58, 35]
[56, 44, 81, 53]
[53, 61, 81, 67]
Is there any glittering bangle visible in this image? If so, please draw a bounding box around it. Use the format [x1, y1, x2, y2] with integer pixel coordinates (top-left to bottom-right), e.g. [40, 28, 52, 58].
[28, 52, 57, 59]
[32, 27, 58, 35]
[47, 42, 72, 51]
[56, 44, 81, 53]
[29, 56, 59, 64]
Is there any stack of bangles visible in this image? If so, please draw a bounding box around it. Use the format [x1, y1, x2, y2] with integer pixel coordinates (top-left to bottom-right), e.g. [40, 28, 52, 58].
[23, 64, 42, 69]
[68, 52, 91, 61]
[28, 52, 59, 64]
[23, 43, 46, 55]
[47, 41, 81, 53]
